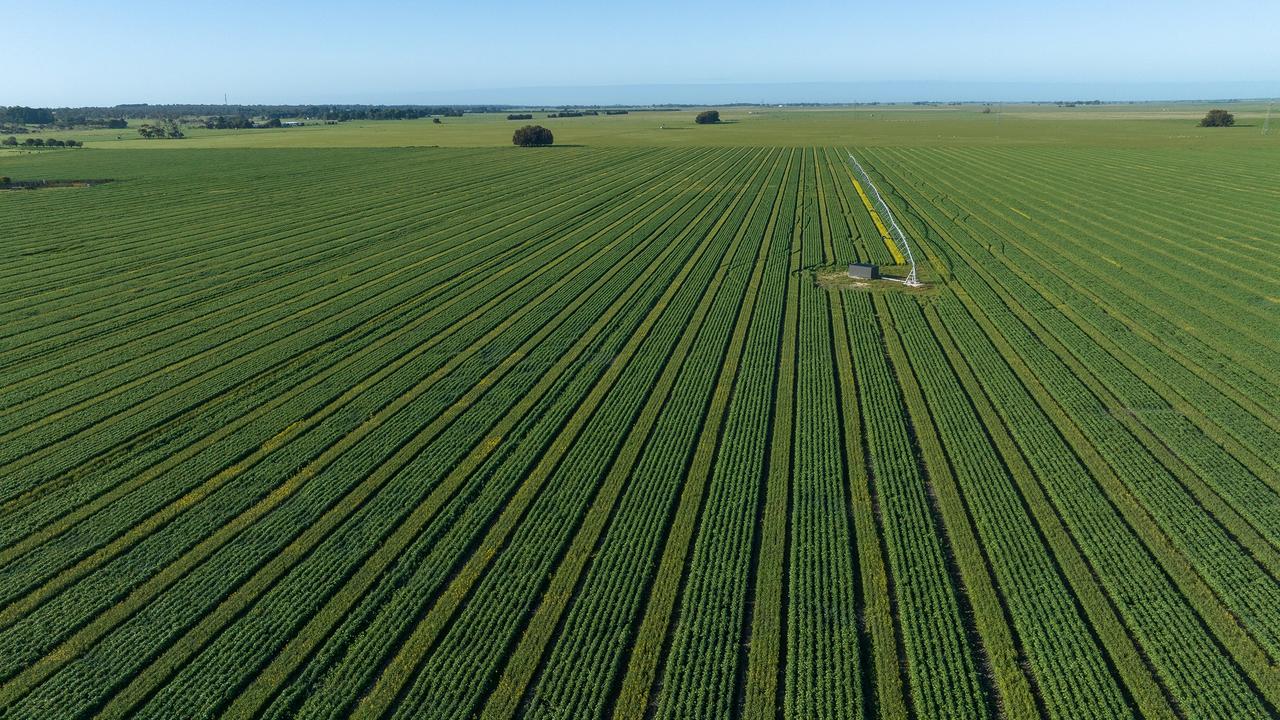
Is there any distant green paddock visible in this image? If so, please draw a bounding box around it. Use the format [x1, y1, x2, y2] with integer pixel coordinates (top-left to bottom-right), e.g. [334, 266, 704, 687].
[2, 102, 1276, 152]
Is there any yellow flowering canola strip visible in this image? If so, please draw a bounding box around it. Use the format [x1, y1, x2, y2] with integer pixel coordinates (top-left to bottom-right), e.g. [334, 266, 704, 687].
[851, 177, 907, 264]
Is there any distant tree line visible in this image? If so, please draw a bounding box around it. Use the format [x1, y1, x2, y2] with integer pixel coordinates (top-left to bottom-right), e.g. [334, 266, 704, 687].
[2, 106, 55, 124]
[2, 136, 83, 148]
[202, 116, 290, 129]
[41, 115, 128, 128]
[2, 104, 674, 127]
[1, 104, 508, 126]
[507, 113, 534, 120]
[205, 115, 256, 129]
[2, 106, 128, 128]
[1, 178, 113, 189]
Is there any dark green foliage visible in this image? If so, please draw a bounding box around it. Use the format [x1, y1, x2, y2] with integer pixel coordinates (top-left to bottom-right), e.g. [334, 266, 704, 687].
[7, 104, 505, 123]
[204, 116, 255, 130]
[695, 110, 720, 124]
[507, 114, 534, 120]
[512, 125, 554, 146]
[1, 106, 55, 124]
[14, 137, 81, 149]
[1199, 109, 1235, 127]
[138, 120, 184, 139]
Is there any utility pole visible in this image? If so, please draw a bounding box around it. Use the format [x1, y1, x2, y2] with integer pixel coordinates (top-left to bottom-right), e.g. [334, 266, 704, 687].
[1264, 101, 1273, 136]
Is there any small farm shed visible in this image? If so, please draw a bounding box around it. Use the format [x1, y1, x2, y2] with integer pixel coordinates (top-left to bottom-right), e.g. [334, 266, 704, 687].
[848, 263, 879, 279]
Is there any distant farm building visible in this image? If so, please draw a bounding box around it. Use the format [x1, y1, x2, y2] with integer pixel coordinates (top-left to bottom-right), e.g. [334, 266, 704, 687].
[848, 263, 879, 279]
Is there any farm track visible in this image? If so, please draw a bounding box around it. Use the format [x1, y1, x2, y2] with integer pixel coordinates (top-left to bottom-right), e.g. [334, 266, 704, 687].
[2, 144, 1277, 720]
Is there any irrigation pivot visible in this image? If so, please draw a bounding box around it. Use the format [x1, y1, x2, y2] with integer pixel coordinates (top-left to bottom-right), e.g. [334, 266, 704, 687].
[848, 154, 922, 287]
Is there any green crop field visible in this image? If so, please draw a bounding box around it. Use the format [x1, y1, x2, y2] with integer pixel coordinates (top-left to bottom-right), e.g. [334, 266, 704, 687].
[1, 107, 1278, 719]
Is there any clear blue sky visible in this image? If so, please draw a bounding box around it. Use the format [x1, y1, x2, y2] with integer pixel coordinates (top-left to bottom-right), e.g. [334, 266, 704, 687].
[8, 0, 1278, 105]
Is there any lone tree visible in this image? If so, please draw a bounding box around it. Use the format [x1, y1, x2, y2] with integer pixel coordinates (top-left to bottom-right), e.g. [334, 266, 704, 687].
[695, 110, 720, 124]
[513, 124, 554, 146]
[1199, 109, 1235, 127]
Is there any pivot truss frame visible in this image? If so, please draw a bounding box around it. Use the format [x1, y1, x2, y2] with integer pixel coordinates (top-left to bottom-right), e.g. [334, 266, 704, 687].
[849, 154, 922, 287]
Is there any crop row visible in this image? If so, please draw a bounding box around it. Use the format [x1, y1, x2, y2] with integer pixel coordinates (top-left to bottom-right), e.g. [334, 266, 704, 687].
[647, 147, 801, 720]
[863, 149, 1280, 671]
[358, 148, 775, 719]
[0, 147, 717, 618]
[857, 150, 1275, 716]
[5, 144, 1278, 719]
[486, 148, 790, 720]
[0, 148, 750, 714]
[840, 290, 986, 720]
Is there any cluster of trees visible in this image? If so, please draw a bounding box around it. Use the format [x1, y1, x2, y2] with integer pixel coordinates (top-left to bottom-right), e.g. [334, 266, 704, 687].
[507, 113, 534, 120]
[605, 110, 629, 115]
[513, 125, 553, 146]
[1199, 109, 1235, 127]
[138, 120, 184, 139]
[1, 106, 55, 124]
[2, 106, 125, 127]
[44, 115, 129, 128]
[203, 116, 289, 129]
[547, 111, 598, 118]
[2, 136, 83, 148]
[204, 115, 256, 129]
[695, 110, 720, 124]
